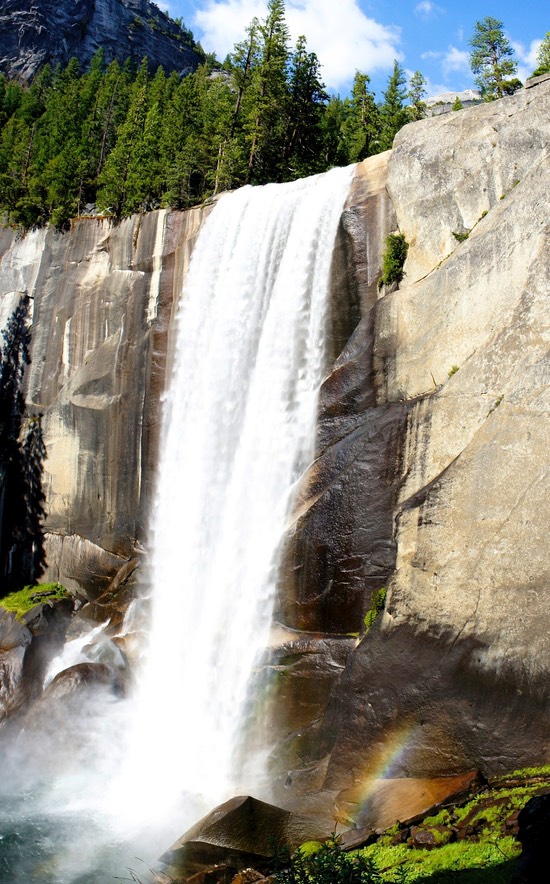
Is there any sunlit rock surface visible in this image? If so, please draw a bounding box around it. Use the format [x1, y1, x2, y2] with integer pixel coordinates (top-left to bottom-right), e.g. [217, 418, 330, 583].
[0, 206, 211, 600]
[0, 0, 202, 82]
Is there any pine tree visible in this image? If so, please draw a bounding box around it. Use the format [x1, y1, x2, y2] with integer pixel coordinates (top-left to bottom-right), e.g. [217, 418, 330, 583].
[342, 71, 380, 162]
[321, 95, 350, 168]
[284, 36, 327, 178]
[0, 296, 35, 591]
[97, 60, 150, 216]
[379, 61, 409, 150]
[407, 70, 427, 121]
[532, 32, 550, 77]
[469, 17, 518, 100]
[246, 0, 290, 183]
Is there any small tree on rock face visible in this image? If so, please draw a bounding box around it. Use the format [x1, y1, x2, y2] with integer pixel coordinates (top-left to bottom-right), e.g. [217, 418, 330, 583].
[407, 70, 427, 121]
[469, 17, 518, 100]
[532, 32, 550, 77]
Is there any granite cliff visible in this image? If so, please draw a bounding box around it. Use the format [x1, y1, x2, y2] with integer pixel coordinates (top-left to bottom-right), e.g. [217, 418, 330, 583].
[0, 77, 549, 821]
[0, 0, 202, 82]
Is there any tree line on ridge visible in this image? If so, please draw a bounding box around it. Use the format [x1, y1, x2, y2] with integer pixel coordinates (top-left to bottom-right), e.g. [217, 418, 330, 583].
[0, 1, 548, 230]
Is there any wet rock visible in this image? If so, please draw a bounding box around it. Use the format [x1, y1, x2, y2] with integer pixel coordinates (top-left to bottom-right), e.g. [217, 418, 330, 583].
[0, 599, 73, 723]
[334, 771, 482, 831]
[230, 870, 266, 884]
[161, 795, 332, 881]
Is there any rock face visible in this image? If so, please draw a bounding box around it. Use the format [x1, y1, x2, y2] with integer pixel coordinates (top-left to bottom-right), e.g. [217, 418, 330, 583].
[0, 79, 549, 820]
[0, 0, 202, 82]
[268, 78, 550, 817]
[0, 205, 211, 600]
[0, 598, 73, 724]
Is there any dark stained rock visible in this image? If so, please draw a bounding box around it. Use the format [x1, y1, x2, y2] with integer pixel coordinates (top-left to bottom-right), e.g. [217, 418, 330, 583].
[161, 796, 332, 881]
[0, 598, 73, 723]
[0, 0, 202, 82]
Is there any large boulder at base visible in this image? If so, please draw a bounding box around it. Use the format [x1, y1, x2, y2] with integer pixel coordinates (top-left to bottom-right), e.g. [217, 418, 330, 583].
[0, 598, 73, 723]
[161, 795, 332, 880]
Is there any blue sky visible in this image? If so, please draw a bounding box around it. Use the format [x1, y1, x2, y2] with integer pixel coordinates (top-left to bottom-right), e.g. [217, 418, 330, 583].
[157, 1, 547, 98]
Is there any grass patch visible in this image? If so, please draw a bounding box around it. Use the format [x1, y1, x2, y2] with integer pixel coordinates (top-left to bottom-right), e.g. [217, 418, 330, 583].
[0, 583, 69, 619]
[359, 839, 519, 882]
[452, 230, 470, 243]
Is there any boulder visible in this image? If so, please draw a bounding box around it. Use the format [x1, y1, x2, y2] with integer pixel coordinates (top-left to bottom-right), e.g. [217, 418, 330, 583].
[161, 795, 332, 881]
[0, 598, 73, 723]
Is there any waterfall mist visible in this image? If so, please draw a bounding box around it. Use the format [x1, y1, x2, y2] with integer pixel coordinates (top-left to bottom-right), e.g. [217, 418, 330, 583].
[0, 165, 355, 882]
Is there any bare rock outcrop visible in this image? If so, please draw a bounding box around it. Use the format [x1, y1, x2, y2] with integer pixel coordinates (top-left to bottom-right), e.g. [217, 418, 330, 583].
[0, 0, 202, 82]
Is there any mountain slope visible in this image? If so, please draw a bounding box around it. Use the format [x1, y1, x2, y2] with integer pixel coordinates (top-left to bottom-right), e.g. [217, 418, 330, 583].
[0, 0, 202, 81]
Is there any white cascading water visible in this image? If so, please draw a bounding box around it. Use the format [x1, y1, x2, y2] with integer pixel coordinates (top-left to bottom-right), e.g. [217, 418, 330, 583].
[109, 164, 356, 839]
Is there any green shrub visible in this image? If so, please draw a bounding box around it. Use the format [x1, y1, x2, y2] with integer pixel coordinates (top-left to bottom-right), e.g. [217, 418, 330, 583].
[448, 365, 459, 377]
[452, 229, 470, 242]
[379, 234, 409, 289]
[274, 837, 383, 883]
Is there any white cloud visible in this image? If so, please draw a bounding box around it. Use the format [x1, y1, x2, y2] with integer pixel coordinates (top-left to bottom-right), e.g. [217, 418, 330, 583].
[193, 0, 402, 91]
[442, 45, 470, 77]
[512, 38, 542, 83]
[415, 2, 444, 19]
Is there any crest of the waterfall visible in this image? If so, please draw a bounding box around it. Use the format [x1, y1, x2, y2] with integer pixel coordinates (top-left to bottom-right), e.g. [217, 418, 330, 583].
[110, 164, 356, 838]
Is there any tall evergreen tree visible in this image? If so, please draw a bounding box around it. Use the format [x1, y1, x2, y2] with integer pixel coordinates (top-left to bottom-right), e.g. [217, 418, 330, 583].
[321, 95, 350, 168]
[342, 71, 380, 162]
[0, 296, 35, 591]
[246, 0, 290, 183]
[469, 17, 518, 99]
[97, 60, 150, 216]
[379, 61, 408, 151]
[407, 70, 427, 121]
[284, 36, 327, 178]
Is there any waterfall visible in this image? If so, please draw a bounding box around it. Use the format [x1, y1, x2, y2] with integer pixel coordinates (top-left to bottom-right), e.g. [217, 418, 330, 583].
[0, 164, 355, 882]
[110, 164, 356, 838]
